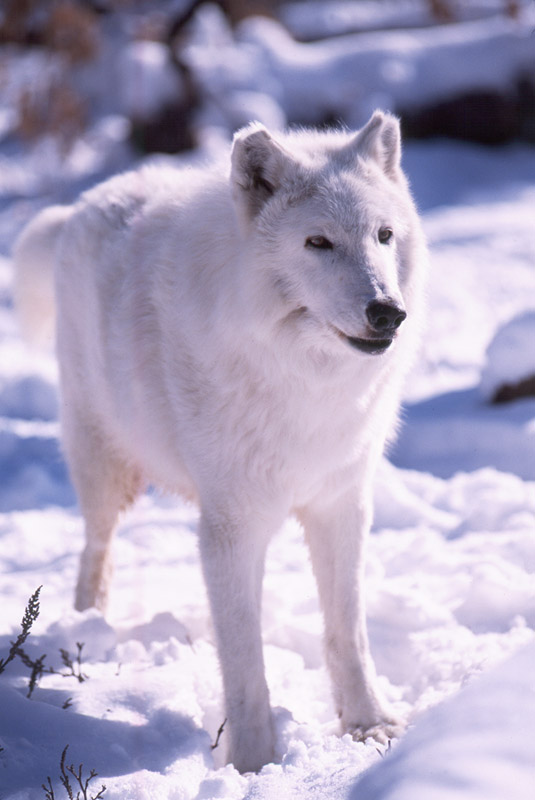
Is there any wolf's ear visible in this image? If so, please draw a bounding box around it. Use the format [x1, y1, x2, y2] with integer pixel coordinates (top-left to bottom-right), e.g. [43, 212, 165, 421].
[347, 111, 402, 180]
[231, 123, 295, 226]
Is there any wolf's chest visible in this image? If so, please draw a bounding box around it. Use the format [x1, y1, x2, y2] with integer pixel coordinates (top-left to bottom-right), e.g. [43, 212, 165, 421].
[216, 370, 374, 502]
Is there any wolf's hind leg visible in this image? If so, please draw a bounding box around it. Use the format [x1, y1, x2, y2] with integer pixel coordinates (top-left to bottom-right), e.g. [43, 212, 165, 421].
[63, 416, 142, 613]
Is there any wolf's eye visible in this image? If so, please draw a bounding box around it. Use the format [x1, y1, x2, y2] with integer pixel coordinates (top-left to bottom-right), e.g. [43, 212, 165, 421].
[306, 236, 333, 250]
[378, 227, 393, 244]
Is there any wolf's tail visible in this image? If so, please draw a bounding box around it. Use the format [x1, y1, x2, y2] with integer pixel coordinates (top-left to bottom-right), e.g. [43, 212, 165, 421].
[13, 204, 74, 348]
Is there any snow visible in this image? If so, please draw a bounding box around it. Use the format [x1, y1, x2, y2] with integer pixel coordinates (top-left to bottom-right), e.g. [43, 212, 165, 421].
[1, 4, 535, 799]
[184, 4, 535, 129]
[386, 142, 535, 479]
[353, 639, 535, 800]
[479, 311, 535, 399]
[118, 41, 187, 120]
[282, 0, 526, 40]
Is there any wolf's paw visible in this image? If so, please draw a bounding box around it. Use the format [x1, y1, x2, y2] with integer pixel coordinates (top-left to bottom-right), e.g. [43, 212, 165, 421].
[348, 715, 407, 746]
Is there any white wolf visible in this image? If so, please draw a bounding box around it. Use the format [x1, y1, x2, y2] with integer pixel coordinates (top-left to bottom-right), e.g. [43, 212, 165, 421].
[14, 111, 427, 773]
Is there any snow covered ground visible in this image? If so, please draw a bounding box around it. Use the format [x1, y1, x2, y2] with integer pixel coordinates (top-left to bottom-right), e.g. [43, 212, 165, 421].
[1, 141, 533, 800]
[1, 4, 535, 799]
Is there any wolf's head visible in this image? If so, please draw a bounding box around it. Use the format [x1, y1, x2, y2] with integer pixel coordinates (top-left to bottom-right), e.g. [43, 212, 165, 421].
[231, 111, 426, 358]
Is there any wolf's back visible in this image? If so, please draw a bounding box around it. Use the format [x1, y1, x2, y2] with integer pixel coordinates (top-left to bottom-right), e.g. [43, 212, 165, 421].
[13, 204, 74, 348]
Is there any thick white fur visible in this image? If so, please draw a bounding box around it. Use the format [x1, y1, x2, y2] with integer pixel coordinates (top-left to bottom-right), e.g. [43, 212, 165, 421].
[13, 204, 75, 348]
[14, 111, 427, 773]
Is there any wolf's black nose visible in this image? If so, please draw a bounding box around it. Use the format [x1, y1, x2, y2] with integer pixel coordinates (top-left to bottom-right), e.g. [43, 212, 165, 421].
[366, 300, 407, 333]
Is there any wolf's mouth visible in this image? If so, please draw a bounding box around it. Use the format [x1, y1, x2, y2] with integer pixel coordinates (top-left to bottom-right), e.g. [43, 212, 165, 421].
[333, 327, 393, 355]
[345, 336, 393, 355]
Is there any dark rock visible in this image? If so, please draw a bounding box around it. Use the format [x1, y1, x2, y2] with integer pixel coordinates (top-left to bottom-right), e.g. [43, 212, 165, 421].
[401, 74, 535, 145]
[492, 374, 535, 404]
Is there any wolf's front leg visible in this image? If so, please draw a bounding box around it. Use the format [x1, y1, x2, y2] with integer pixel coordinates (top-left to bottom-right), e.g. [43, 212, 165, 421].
[300, 488, 403, 743]
[198, 508, 276, 773]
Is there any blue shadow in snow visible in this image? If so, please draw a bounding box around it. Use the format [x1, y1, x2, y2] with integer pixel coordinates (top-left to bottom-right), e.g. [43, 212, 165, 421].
[0, 424, 75, 511]
[0, 683, 211, 794]
[402, 140, 535, 212]
[390, 387, 535, 480]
